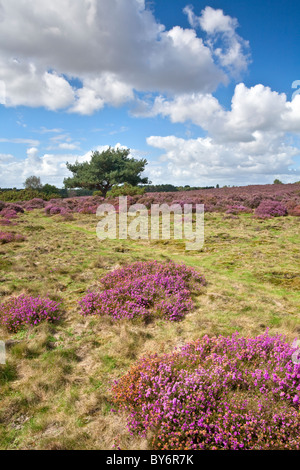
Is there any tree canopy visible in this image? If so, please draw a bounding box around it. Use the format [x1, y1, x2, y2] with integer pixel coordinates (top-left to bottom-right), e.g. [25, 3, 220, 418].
[63, 147, 150, 198]
[23, 175, 43, 190]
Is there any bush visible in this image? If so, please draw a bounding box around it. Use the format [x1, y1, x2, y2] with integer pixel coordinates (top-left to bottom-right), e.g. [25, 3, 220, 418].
[225, 205, 251, 215]
[0, 295, 61, 332]
[5, 203, 24, 213]
[79, 260, 206, 322]
[112, 332, 300, 450]
[255, 200, 287, 218]
[0, 209, 18, 219]
[288, 205, 300, 217]
[0, 219, 12, 226]
[0, 189, 59, 202]
[24, 198, 46, 211]
[45, 205, 62, 215]
[107, 183, 145, 198]
[0, 232, 26, 244]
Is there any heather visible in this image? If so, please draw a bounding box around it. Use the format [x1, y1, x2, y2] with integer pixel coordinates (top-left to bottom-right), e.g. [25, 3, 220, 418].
[0, 185, 299, 450]
[0, 231, 26, 244]
[255, 200, 288, 218]
[0, 219, 13, 226]
[79, 261, 206, 322]
[16, 182, 300, 218]
[112, 332, 300, 450]
[0, 295, 61, 332]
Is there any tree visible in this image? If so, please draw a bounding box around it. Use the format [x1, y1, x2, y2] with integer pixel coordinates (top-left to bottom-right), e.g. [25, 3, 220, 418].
[64, 147, 150, 198]
[273, 179, 283, 184]
[41, 183, 61, 196]
[23, 176, 42, 190]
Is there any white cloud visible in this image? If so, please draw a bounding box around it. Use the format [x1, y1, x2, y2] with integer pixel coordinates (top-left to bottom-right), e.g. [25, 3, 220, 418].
[142, 84, 300, 142]
[0, 143, 134, 188]
[184, 5, 250, 77]
[143, 83, 300, 184]
[38, 127, 64, 134]
[0, 1, 245, 113]
[199, 6, 238, 34]
[0, 153, 13, 162]
[0, 59, 75, 109]
[58, 142, 81, 150]
[147, 134, 300, 186]
[0, 137, 40, 146]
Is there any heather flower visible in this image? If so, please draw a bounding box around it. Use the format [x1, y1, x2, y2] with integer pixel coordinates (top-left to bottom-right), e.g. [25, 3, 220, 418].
[113, 332, 300, 450]
[255, 200, 287, 218]
[0, 295, 61, 332]
[5, 203, 24, 214]
[226, 205, 251, 215]
[0, 209, 18, 219]
[79, 260, 206, 322]
[24, 198, 45, 211]
[0, 231, 26, 244]
[0, 219, 12, 226]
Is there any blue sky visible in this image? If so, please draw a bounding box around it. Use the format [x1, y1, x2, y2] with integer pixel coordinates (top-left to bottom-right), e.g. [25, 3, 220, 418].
[0, 0, 300, 188]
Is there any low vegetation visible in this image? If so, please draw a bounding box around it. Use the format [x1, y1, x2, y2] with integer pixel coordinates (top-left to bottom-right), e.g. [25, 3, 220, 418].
[0, 183, 299, 450]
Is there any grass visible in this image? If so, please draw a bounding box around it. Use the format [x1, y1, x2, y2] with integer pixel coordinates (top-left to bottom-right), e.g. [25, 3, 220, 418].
[0, 209, 299, 449]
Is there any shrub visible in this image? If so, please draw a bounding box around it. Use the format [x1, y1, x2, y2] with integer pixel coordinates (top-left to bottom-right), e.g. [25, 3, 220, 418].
[79, 260, 206, 322]
[255, 200, 287, 218]
[0, 232, 26, 244]
[0, 295, 61, 332]
[107, 183, 145, 198]
[112, 332, 300, 450]
[45, 205, 62, 215]
[0, 209, 18, 219]
[288, 205, 300, 217]
[6, 203, 24, 213]
[24, 198, 46, 211]
[0, 219, 12, 226]
[225, 205, 251, 215]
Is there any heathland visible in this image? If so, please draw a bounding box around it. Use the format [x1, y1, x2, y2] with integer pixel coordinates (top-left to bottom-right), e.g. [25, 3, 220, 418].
[0, 183, 299, 450]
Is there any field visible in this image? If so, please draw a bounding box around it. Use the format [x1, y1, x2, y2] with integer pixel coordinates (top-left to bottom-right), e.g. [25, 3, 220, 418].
[0, 185, 300, 450]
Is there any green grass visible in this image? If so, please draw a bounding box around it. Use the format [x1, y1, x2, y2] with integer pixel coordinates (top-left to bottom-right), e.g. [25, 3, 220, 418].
[0, 209, 299, 449]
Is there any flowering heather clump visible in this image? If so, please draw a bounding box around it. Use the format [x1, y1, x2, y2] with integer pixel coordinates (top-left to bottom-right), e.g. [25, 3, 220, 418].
[112, 332, 300, 450]
[45, 205, 63, 215]
[5, 203, 24, 214]
[255, 200, 287, 218]
[79, 261, 206, 322]
[24, 198, 45, 211]
[78, 205, 97, 214]
[0, 208, 18, 219]
[226, 205, 251, 215]
[0, 295, 61, 332]
[0, 219, 12, 226]
[0, 231, 26, 244]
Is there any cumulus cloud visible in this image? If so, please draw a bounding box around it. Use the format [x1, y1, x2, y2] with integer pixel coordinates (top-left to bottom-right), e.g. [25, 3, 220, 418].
[0, 59, 75, 109]
[184, 5, 250, 76]
[144, 84, 300, 185]
[0, 0, 244, 113]
[141, 84, 300, 142]
[147, 134, 300, 186]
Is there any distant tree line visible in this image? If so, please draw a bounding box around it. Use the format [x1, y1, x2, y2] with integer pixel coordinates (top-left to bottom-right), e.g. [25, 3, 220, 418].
[140, 184, 215, 192]
[1, 147, 296, 202]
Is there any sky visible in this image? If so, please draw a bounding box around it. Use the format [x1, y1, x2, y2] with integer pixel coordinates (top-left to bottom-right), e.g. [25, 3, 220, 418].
[0, 0, 300, 189]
